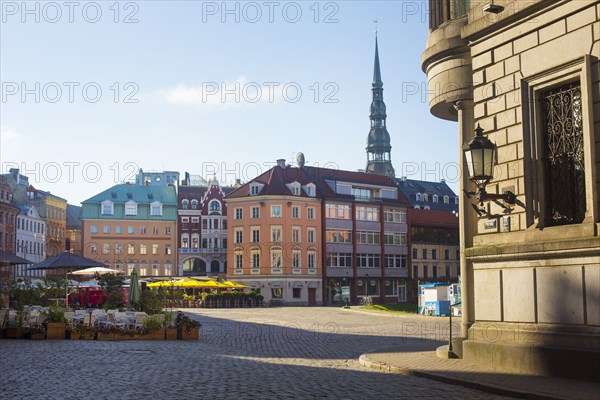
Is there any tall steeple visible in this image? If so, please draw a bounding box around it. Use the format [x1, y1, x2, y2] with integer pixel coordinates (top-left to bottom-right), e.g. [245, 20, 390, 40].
[365, 34, 395, 177]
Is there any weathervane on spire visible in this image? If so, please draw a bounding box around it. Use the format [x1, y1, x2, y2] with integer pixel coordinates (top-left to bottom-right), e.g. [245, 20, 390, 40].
[373, 19, 378, 35]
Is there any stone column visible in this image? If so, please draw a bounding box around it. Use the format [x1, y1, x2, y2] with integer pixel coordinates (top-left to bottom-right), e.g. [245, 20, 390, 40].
[454, 100, 475, 339]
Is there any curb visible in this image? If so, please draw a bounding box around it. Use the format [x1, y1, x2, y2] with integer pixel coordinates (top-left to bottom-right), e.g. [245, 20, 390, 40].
[358, 352, 565, 400]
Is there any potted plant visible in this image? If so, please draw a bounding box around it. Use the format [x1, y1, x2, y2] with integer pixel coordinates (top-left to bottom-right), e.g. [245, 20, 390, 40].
[44, 305, 67, 340]
[164, 311, 177, 340]
[69, 322, 95, 340]
[5, 310, 28, 339]
[174, 311, 201, 340]
[27, 324, 46, 340]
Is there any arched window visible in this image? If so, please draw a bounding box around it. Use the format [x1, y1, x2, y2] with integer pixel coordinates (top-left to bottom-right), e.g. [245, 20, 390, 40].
[209, 200, 221, 212]
[191, 199, 198, 210]
[433, 195, 438, 203]
[422, 194, 429, 202]
[416, 193, 422, 201]
[182, 199, 189, 209]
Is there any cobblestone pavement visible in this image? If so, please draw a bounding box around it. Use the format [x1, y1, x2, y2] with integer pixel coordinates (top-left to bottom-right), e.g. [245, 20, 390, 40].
[0, 307, 516, 400]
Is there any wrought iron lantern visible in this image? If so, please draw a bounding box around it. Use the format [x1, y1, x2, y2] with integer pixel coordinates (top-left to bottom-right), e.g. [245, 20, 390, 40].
[463, 125, 515, 214]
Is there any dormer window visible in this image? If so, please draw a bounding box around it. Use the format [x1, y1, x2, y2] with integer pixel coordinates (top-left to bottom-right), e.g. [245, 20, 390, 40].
[182, 199, 189, 209]
[209, 200, 221, 213]
[305, 183, 316, 197]
[150, 201, 163, 216]
[101, 200, 114, 215]
[443, 195, 449, 204]
[125, 200, 138, 216]
[191, 199, 198, 209]
[433, 195, 438, 203]
[422, 194, 429, 202]
[415, 193, 422, 201]
[250, 184, 260, 196]
[454, 197, 459, 205]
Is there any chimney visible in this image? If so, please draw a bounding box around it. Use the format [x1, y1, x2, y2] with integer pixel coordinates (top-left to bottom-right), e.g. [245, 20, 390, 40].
[440, 178, 446, 183]
[276, 159, 286, 168]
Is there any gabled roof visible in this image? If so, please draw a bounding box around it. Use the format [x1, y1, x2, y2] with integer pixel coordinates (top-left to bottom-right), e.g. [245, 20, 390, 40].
[226, 166, 316, 199]
[394, 178, 458, 211]
[408, 208, 458, 228]
[82, 184, 177, 205]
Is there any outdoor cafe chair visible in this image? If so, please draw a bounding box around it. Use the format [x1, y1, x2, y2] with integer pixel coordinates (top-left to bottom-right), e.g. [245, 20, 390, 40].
[132, 312, 148, 330]
[64, 312, 75, 325]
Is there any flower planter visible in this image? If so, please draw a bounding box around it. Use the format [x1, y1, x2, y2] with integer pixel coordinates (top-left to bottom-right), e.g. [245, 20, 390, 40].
[70, 331, 95, 340]
[29, 332, 46, 340]
[96, 332, 120, 341]
[46, 322, 66, 340]
[5, 327, 27, 339]
[165, 328, 178, 340]
[179, 326, 199, 340]
[142, 329, 165, 340]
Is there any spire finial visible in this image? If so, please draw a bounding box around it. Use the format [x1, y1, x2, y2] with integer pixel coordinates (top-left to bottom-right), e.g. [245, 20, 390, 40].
[373, 27, 382, 86]
[373, 19, 378, 35]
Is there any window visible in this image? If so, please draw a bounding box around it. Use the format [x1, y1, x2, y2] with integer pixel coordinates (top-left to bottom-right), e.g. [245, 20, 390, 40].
[182, 236, 189, 248]
[115, 244, 123, 254]
[290, 183, 301, 196]
[140, 244, 147, 255]
[307, 207, 315, 219]
[181, 217, 189, 224]
[165, 227, 171, 235]
[272, 288, 282, 299]
[271, 205, 282, 218]
[90, 244, 98, 254]
[416, 193, 421, 201]
[140, 226, 147, 234]
[209, 200, 220, 212]
[433, 195, 438, 203]
[384, 209, 406, 223]
[293, 288, 301, 298]
[150, 202, 163, 216]
[192, 235, 199, 249]
[191, 200, 198, 210]
[352, 187, 371, 199]
[422, 249, 428, 260]
[307, 228, 316, 244]
[251, 227, 260, 243]
[191, 217, 199, 224]
[446, 265, 451, 277]
[128, 226, 135, 234]
[251, 206, 260, 219]
[383, 233, 406, 246]
[292, 249, 301, 268]
[234, 228, 243, 244]
[308, 251, 316, 269]
[357, 231, 380, 245]
[325, 203, 351, 219]
[541, 82, 586, 226]
[423, 266, 429, 279]
[327, 253, 353, 267]
[181, 199, 189, 209]
[356, 206, 379, 221]
[234, 208, 243, 219]
[271, 226, 282, 243]
[103, 244, 110, 254]
[356, 254, 380, 268]
[165, 245, 172, 255]
[116, 225, 122, 234]
[250, 185, 260, 196]
[432, 249, 437, 260]
[305, 184, 316, 197]
[251, 250, 260, 268]
[271, 249, 282, 267]
[432, 266, 438, 279]
[152, 244, 158, 255]
[422, 194, 429, 202]
[325, 230, 352, 243]
[292, 227, 300, 243]
[235, 252, 243, 269]
[152, 226, 159, 235]
[445, 249, 450, 260]
[90, 225, 98, 233]
[443, 195, 449, 204]
[292, 206, 300, 219]
[101, 201, 114, 215]
[125, 202, 137, 216]
[384, 254, 407, 268]
[128, 244, 135, 255]
[103, 225, 110, 234]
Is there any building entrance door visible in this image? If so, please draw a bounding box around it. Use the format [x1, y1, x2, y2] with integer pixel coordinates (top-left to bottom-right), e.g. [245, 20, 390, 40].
[308, 288, 317, 306]
[398, 285, 407, 302]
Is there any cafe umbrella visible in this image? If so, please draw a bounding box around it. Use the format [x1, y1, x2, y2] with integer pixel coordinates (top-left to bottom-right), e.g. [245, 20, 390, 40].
[27, 251, 107, 307]
[128, 268, 141, 310]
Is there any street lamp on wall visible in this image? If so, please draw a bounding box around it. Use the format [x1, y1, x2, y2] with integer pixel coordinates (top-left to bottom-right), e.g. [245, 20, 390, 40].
[463, 125, 516, 217]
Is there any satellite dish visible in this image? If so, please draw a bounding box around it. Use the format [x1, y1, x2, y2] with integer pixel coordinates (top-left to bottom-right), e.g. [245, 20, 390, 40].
[296, 152, 305, 168]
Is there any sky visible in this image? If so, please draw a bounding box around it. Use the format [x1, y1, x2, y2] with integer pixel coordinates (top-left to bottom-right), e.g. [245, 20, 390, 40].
[1, 0, 459, 205]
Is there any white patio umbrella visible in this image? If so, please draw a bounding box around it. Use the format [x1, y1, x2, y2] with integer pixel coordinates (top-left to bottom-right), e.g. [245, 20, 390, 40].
[71, 267, 123, 276]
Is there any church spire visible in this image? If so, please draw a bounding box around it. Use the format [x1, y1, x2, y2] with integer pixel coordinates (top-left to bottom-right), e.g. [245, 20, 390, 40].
[366, 34, 395, 177]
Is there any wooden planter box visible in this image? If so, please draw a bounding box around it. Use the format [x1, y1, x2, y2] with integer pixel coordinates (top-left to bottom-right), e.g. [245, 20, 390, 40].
[5, 327, 27, 339]
[46, 322, 66, 340]
[142, 329, 165, 340]
[165, 328, 178, 340]
[96, 332, 120, 341]
[179, 326, 199, 340]
[70, 331, 95, 340]
[29, 332, 46, 340]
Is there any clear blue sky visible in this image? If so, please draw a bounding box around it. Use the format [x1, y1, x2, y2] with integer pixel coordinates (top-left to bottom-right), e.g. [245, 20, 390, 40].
[1, 0, 458, 205]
